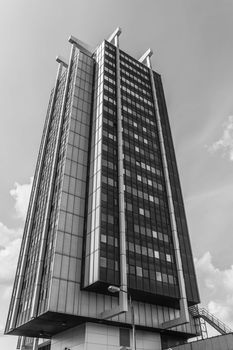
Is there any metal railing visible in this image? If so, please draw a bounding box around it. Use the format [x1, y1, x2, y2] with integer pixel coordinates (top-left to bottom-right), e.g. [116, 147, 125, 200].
[189, 305, 233, 335]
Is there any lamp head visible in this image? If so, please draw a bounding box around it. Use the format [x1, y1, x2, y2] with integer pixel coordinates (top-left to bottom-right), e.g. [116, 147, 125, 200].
[108, 285, 121, 293]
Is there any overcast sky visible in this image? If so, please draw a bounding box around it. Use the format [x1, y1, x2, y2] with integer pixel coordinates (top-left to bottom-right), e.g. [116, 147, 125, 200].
[1, 0, 233, 348]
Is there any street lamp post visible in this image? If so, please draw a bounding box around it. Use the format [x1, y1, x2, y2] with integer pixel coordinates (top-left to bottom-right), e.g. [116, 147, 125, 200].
[108, 285, 136, 350]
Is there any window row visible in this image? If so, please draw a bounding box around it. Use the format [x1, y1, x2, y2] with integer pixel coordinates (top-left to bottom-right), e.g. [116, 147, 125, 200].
[136, 159, 162, 176]
[136, 173, 163, 191]
[99, 257, 176, 285]
[139, 207, 150, 217]
[102, 158, 116, 170]
[127, 242, 173, 263]
[105, 58, 115, 69]
[104, 85, 116, 95]
[120, 62, 149, 83]
[121, 85, 153, 106]
[133, 265, 177, 285]
[121, 70, 150, 89]
[120, 52, 148, 73]
[101, 233, 118, 247]
[105, 65, 115, 76]
[101, 213, 117, 225]
[103, 104, 116, 116]
[105, 45, 115, 54]
[122, 104, 154, 120]
[123, 117, 156, 138]
[123, 168, 163, 192]
[102, 175, 117, 187]
[121, 76, 151, 98]
[124, 130, 156, 150]
[102, 129, 117, 141]
[122, 94, 153, 114]
[125, 188, 160, 206]
[102, 143, 117, 156]
[124, 181, 164, 205]
[124, 154, 162, 177]
[103, 116, 115, 128]
[104, 75, 116, 85]
[104, 94, 116, 105]
[105, 50, 115, 60]
[123, 109, 155, 127]
[124, 139, 159, 161]
[100, 257, 118, 270]
[134, 223, 169, 243]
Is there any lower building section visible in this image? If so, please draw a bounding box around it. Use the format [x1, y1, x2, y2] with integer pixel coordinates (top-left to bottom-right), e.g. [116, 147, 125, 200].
[51, 322, 162, 350]
[6, 296, 199, 339]
[164, 333, 233, 350]
[16, 328, 233, 350]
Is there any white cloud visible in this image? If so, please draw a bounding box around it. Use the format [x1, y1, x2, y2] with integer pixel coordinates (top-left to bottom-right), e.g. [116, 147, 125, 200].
[195, 251, 233, 329]
[0, 178, 32, 287]
[0, 223, 23, 285]
[0, 178, 32, 338]
[0, 223, 22, 248]
[0, 236, 22, 285]
[207, 115, 233, 161]
[10, 177, 33, 221]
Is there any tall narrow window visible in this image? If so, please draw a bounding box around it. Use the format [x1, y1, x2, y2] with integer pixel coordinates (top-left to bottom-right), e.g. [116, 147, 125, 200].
[119, 328, 130, 347]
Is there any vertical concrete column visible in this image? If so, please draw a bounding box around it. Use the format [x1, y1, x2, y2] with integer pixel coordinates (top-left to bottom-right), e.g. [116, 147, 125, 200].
[9, 59, 65, 330]
[32, 338, 39, 350]
[30, 46, 75, 318]
[19, 336, 24, 350]
[114, 29, 128, 313]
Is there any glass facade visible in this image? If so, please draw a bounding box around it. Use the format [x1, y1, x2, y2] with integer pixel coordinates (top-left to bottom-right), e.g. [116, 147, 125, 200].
[6, 46, 95, 330]
[83, 40, 199, 308]
[120, 49, 179, 303]
[16, 71, 67, 326]
[5, 87, 55, 333]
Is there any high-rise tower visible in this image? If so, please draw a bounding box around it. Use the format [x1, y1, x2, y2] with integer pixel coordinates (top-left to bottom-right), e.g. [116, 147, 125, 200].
[5, 29, 200, 350]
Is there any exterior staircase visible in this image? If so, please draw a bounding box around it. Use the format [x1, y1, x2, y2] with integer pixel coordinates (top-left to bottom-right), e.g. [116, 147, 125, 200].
[189, 305, 233, 335]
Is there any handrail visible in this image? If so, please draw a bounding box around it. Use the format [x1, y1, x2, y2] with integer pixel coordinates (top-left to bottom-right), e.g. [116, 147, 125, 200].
[189, 305, 233, 335]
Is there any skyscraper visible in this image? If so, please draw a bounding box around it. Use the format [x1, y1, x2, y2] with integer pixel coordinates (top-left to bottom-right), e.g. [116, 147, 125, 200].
[5, 29, 200, 350]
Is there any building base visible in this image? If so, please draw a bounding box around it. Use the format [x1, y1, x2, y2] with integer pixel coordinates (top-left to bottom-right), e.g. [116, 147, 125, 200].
[51, 322, 162, 350]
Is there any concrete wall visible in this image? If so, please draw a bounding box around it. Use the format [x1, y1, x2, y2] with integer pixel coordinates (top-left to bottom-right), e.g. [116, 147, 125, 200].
[51, 322, 162, 350]
[167, 333, 233, 350]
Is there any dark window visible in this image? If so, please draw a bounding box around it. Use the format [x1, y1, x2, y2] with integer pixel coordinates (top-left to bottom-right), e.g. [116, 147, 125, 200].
[119, 328, 130, 347]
